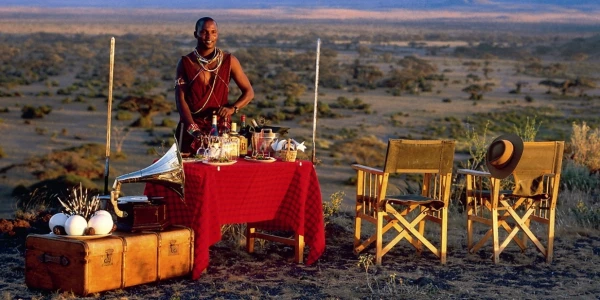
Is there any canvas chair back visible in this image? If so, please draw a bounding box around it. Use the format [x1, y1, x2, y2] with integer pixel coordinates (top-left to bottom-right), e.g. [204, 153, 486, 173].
[384, 139, 455, 175]
[511, 141, 564, 196]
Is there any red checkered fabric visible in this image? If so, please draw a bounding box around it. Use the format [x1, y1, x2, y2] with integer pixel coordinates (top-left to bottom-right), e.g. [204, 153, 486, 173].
[144, 159, 326, 280]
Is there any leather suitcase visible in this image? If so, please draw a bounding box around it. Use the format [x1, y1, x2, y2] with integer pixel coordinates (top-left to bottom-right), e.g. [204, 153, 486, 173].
[25, 225, 194, 295]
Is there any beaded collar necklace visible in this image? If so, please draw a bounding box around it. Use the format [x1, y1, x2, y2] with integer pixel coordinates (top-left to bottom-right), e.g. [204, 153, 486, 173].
[193, 47, 223, 73]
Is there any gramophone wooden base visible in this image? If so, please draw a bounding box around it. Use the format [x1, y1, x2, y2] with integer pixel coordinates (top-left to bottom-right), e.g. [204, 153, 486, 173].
[116, 202, 170, 232]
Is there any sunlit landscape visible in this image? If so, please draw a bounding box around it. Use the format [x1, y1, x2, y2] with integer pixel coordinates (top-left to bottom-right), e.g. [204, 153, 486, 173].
[1, 4, 599, 298]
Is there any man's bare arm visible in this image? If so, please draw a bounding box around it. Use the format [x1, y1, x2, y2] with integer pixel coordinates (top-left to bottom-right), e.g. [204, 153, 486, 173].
[217, 55, 254, 118]
[175, 58, 200, 136]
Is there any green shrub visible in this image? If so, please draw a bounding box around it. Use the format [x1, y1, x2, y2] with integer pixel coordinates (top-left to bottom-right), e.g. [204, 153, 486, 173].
[21, 105, 52, 119]
[160, 118, 177, 128]
[13, 175, 99, 212]
[116, 110, 133, 121]
[561, 160, 600, 192]
[323, 191, 344, 225]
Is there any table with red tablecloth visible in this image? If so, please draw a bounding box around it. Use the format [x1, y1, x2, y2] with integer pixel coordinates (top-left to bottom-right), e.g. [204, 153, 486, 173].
[144, 159, 326, 280]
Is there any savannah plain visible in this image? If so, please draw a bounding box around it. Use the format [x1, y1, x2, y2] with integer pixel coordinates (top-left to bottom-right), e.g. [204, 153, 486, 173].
[1, 7, 600, 299]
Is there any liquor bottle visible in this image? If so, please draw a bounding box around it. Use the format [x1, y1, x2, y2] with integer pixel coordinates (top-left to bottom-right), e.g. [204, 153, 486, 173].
[210, 112, 219, 136]
[227, 122, 240, 158]
[237, 115, 249, 157]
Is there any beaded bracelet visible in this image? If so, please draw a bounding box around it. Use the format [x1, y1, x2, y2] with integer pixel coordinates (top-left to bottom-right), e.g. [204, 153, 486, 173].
[187, 123, 200, 136]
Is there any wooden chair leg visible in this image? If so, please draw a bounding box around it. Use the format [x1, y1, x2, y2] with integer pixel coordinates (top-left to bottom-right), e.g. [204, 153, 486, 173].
[354, 205, 363, 251]
[246, 225, 256, 253]
[376, 211, 383, 265]
[546, 208, 556, 263]
[440, 207, 448, 264]
[491, 208, 500, 263]
[294, 233, 305, 263]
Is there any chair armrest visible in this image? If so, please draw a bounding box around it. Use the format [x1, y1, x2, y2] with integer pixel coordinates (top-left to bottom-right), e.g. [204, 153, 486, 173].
[351, 164, 384, 175]
[457, 169, 492, 177]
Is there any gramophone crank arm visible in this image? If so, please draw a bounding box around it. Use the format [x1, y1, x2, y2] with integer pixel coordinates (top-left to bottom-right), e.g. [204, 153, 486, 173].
[110, 183, 128, 218]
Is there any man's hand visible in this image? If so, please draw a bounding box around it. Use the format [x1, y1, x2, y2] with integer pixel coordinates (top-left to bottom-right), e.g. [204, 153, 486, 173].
[192, 130, 203, 139]
[217, 106, 235, 119]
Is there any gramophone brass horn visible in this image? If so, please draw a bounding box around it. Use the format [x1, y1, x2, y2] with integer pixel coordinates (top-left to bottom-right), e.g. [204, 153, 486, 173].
[113, 142, 185, 197]
[110, 142, 185, 217]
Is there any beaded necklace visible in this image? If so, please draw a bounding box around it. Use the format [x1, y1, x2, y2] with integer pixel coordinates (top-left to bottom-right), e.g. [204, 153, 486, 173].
[190, 49, 223, 115]
[193, 48, 223, 73]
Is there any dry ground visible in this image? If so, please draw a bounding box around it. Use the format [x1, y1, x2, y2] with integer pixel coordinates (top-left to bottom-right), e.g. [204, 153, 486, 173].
[1, 212, 600, 299]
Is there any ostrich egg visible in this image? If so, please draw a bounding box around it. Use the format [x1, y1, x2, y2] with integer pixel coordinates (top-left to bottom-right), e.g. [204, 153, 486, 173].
[94, 210, 112, 218]
[88, 214, 114, 235]
[64, 215, 87, 236]
[48, 213, 69, 232]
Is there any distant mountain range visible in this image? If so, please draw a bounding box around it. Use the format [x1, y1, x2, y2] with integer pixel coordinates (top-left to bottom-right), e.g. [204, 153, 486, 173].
[2, 0, 600, 12]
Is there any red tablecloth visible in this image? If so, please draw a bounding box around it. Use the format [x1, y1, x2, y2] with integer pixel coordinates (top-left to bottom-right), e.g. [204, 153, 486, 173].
[144, 159, 326, 280]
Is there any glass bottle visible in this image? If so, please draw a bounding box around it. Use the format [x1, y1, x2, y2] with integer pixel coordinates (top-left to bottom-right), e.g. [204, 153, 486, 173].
[210, 112, 219, 136]
[227, 122, 240, 158]
[237, 115, 249, 157]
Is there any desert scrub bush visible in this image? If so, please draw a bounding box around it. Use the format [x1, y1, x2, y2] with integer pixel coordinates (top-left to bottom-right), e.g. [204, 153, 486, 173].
[513, 116, 541, 142]
[35, 127, 47, 135]
[467, 106, 565, 141]
[323, 191, 344, 225]
[331, 135, 386, 166]
[26, 144, 105, 180]
[459, 120, 491, 170]
[160, 118, 177, 128]
[357, 253, 437, 297]
[255, 99, 276, 108]
[21, 104, 52, 119]
[424, 116, 464, 139]
[570, 121, 600, 172]
[13, 174, 99, 212]
[561, 160, 600, 192]
[116, 110, 133, 121]
[570, 199, 600, 229]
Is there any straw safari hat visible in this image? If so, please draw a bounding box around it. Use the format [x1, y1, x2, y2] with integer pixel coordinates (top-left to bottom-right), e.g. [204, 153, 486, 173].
[485, 133, 524, 179]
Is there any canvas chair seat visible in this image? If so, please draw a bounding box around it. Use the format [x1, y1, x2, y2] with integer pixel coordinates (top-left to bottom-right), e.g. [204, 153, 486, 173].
[458, 141, 564, 263]
[384, 195, 446, 211]
[352, 139, 455, 265]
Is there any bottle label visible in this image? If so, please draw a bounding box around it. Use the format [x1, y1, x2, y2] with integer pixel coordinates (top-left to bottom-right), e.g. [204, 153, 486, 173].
[239, 136, 248, 157]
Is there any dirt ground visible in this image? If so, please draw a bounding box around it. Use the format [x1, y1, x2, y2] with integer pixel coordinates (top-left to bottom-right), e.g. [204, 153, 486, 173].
[1, 213, 600, 299]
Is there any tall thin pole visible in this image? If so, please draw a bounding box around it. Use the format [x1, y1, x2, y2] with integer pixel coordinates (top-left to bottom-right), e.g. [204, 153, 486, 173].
[104, 37, 115, 195]
[312, 38, 321, 164]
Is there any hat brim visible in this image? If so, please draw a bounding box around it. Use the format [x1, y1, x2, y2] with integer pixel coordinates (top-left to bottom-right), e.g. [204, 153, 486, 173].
[485, 133, 524, 179]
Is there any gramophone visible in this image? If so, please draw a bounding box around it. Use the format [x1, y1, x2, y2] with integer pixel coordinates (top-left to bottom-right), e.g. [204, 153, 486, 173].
[101, 142, 185, 232]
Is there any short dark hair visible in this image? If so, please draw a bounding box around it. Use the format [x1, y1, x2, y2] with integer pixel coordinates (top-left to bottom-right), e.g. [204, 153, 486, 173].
[195, 17, 217, 32]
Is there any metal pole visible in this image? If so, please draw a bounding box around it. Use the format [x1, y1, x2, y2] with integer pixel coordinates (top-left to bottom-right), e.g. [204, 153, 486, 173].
[104, 37, 115, 195]
[312, 38, 321, 164]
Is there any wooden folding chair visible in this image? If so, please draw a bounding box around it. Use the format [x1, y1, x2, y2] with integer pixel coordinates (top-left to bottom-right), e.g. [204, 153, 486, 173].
[352, 139, 455, 264]
[458, 141, 564, 263]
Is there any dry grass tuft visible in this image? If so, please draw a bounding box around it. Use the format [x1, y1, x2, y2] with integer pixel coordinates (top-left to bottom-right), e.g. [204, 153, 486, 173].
[570, 121, 600, 172]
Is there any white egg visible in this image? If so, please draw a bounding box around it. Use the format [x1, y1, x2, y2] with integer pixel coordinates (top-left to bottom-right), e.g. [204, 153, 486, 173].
[93, 210, 112, 217]
[88, 214, 114, 235]
[49, 213, 69, 232]
[64, 215, 87, 236]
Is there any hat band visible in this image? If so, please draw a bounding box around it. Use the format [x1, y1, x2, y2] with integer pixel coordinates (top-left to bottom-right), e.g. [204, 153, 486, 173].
[490, 140, 513, 168]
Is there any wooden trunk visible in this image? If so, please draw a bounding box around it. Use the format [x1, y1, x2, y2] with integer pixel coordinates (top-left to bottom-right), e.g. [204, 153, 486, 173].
[25, 225, 194, 296]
